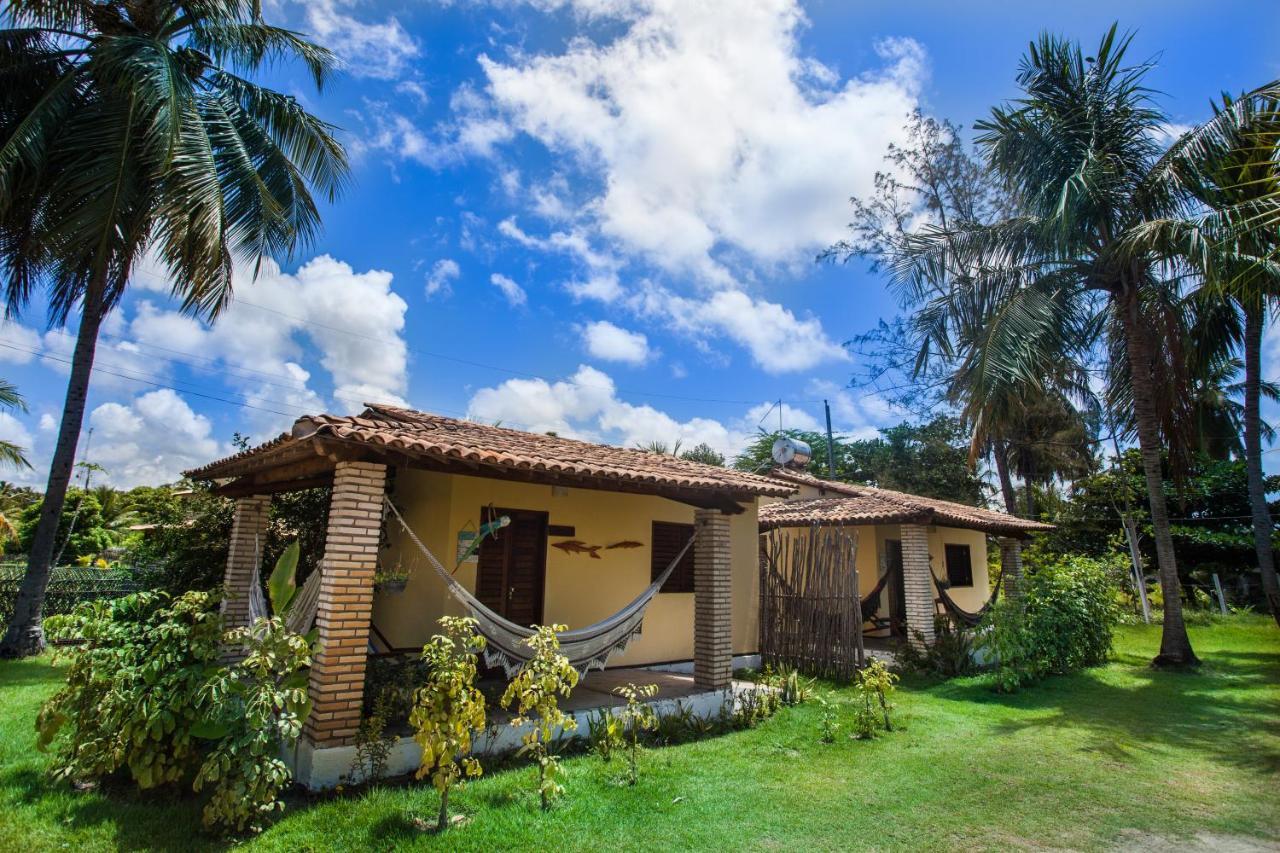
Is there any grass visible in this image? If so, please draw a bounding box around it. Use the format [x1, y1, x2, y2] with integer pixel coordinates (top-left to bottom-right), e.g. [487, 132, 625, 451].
[1, 616, 1277, 852]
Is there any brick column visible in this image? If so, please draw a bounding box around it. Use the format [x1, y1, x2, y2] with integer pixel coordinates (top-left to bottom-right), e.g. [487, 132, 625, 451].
[222, 495, 270, 630]
[900, 523, 936, 649]
[999, 537, 1025, 605]
[304, 461, 387, 746]
[694, 508, 733, 690]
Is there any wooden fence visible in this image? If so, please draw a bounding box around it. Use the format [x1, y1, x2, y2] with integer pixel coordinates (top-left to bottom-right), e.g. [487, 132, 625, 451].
[759, 525, 864, 679]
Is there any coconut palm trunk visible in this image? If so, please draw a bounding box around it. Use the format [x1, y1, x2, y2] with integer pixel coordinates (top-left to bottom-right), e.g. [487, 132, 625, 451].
[1242, 302, 1280, 625]
[993, 440, 1019, 516]
[0, 276, 105, 656]
[1120, 287, 1198, 666]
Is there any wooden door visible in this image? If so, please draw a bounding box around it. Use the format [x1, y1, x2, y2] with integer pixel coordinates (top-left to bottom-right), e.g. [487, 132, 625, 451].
[884, 539, 907, 638]
[475, 507, 547, 627]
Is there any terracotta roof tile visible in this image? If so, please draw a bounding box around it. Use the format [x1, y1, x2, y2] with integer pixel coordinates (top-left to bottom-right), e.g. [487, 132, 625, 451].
[185, 404, 794, 498]
[759, 468, 1053, 536]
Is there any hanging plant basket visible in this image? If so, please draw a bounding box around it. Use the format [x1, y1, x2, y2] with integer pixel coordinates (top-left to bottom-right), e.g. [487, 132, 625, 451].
[375, 578, 408, 594]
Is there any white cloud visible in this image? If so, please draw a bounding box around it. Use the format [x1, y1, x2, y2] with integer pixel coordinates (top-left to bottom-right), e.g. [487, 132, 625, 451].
[629, 283, 847, 373]
[473, 1, 925, 279]
[87, 390, 227, 488]
[303, 0, 418, 81]
[0, 320, 41, 364]
[580, 320, 651, 365]
[425, 258, 461, 298]
[128, 254, 409, 432]
[38, 413, 56, 432]
[0, 412, 34, 460]
[467, 364, 752, 456]
[490, 273, 528, 307]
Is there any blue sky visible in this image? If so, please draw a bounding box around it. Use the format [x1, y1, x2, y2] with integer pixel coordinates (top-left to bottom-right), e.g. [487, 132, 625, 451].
[0, 0, 1276, 488]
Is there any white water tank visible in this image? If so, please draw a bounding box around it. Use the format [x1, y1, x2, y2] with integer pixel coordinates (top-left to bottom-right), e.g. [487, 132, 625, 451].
[771, 436, 812, 469]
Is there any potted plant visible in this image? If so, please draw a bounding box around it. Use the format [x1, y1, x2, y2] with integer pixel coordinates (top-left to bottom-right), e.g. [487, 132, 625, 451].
[374, 558, 411, 594]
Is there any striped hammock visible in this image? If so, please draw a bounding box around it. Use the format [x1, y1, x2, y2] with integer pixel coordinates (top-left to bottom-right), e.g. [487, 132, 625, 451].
[384, 496, 695, 677]
[245, 559, 324, 636]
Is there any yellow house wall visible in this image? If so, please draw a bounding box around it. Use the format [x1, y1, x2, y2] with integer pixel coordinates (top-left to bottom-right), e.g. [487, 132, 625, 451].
[762, 520, 993, 619]
[372, 469, 760, 666]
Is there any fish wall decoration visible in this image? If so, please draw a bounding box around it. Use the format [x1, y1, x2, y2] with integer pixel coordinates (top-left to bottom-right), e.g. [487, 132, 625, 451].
[552, 540, 603, 559]
[605, 541, 644, 550]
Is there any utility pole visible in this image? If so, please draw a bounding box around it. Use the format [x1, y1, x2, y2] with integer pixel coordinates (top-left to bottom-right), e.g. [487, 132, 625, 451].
[824, 399, 837, 479]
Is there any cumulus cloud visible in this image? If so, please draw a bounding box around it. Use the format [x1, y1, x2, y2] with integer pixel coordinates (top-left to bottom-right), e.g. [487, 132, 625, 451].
[490, 273, 528, 307]
[0, 320, 41, 364]
[474, 0, 925, 279]
[87, 390, 227, 488]
[425, 258, 461, 298]
[467, 364, 752, 455]
[303, 0, 419, 81]
[466, 363, 839, 460]
[127, 253, 409, 433]
[580, 320, 651, 365]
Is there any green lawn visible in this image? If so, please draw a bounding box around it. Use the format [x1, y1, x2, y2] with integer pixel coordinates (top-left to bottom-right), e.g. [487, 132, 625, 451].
[2, 617, 1277, 852]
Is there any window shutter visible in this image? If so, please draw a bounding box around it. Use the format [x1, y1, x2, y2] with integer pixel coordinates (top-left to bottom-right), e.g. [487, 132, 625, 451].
[944, 543, 973, 588]
[652, 521, 695, 593]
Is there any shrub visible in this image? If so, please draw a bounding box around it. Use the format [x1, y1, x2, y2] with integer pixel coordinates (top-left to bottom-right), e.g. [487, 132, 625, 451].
[851, 660, 898, 737]
[500, 624, 579, 811]
[36, 590, 223, 788]
[896, 617, 977, 678]
[348, 691, 397, 786]
[193, 616, 315, 833]
[410, 616, 487, 832]
[587, 707, 622, 761]
[980, 554, 1120, 691]
[613, 683, 658, 785]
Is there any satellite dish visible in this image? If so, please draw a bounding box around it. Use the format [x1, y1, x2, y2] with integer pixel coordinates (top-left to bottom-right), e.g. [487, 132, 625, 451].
[771, 436, 812, 469]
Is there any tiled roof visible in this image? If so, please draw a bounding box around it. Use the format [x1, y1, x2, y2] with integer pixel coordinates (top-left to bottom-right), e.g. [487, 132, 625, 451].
[759, 468, 1053, 536]
[186, 404, 794, 498]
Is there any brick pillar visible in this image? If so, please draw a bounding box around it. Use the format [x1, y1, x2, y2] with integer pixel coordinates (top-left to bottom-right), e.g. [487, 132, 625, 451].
[999, 537, 1025, 605]
[900, 523, 936, 649]
[222, 495, 270, 630]
[304, 461, 387, 746]
[694, 508, 733, 690]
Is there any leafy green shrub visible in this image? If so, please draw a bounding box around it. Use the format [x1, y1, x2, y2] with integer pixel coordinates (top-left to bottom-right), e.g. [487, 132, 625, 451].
[980, 554, 1120, 691]
[364, 653, 430, 724]
[896, 617, 977, 678]
[500, 624, 579, 811]
[587, 707, 622, 761]
[410, 616, 487, 832]
[36, 590, 223, 787]
[347, 691, 397, 786]
[613, 683, 658, 785]
[851, 660, 898, 737]
[193, 616, 315, 833]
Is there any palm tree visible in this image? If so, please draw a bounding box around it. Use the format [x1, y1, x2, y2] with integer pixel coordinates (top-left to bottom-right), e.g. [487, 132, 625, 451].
[894, 27, 1280, 666]
[0, 380, 30, 470]
[1153, 94, 1280, 624]
[0, 0, 348, 657]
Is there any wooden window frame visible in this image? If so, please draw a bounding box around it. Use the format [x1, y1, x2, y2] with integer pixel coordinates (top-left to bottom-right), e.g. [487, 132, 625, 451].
[943, 543, 973, 588]
[652, 521, 696, 594]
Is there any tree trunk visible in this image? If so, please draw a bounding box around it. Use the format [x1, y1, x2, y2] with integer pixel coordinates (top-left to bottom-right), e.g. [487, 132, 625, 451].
[437, 785, 449, 832]
[994, 440, 1019, 516]
[1023, 453, 1037, 520]
[0, 276, 107, 658]
[1119, 288, 1198, 667]
[1242, 302, 1280, 626]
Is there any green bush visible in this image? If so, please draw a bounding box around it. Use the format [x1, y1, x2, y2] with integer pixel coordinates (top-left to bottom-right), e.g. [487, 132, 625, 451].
[194, 616, 315, 833]
[980, 554, 1120, 691]
[37, 584, 316, 835]
[37, 590, 223, 787]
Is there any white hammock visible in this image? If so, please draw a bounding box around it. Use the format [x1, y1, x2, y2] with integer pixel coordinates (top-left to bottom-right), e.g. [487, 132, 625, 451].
[384, 496, 695, 677]
[244, 560, 324, 636]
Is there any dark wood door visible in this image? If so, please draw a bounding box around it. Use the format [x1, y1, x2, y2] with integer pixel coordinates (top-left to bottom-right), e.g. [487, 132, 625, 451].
[476, 507, 547, 627]
[884, 539, 907, 638]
